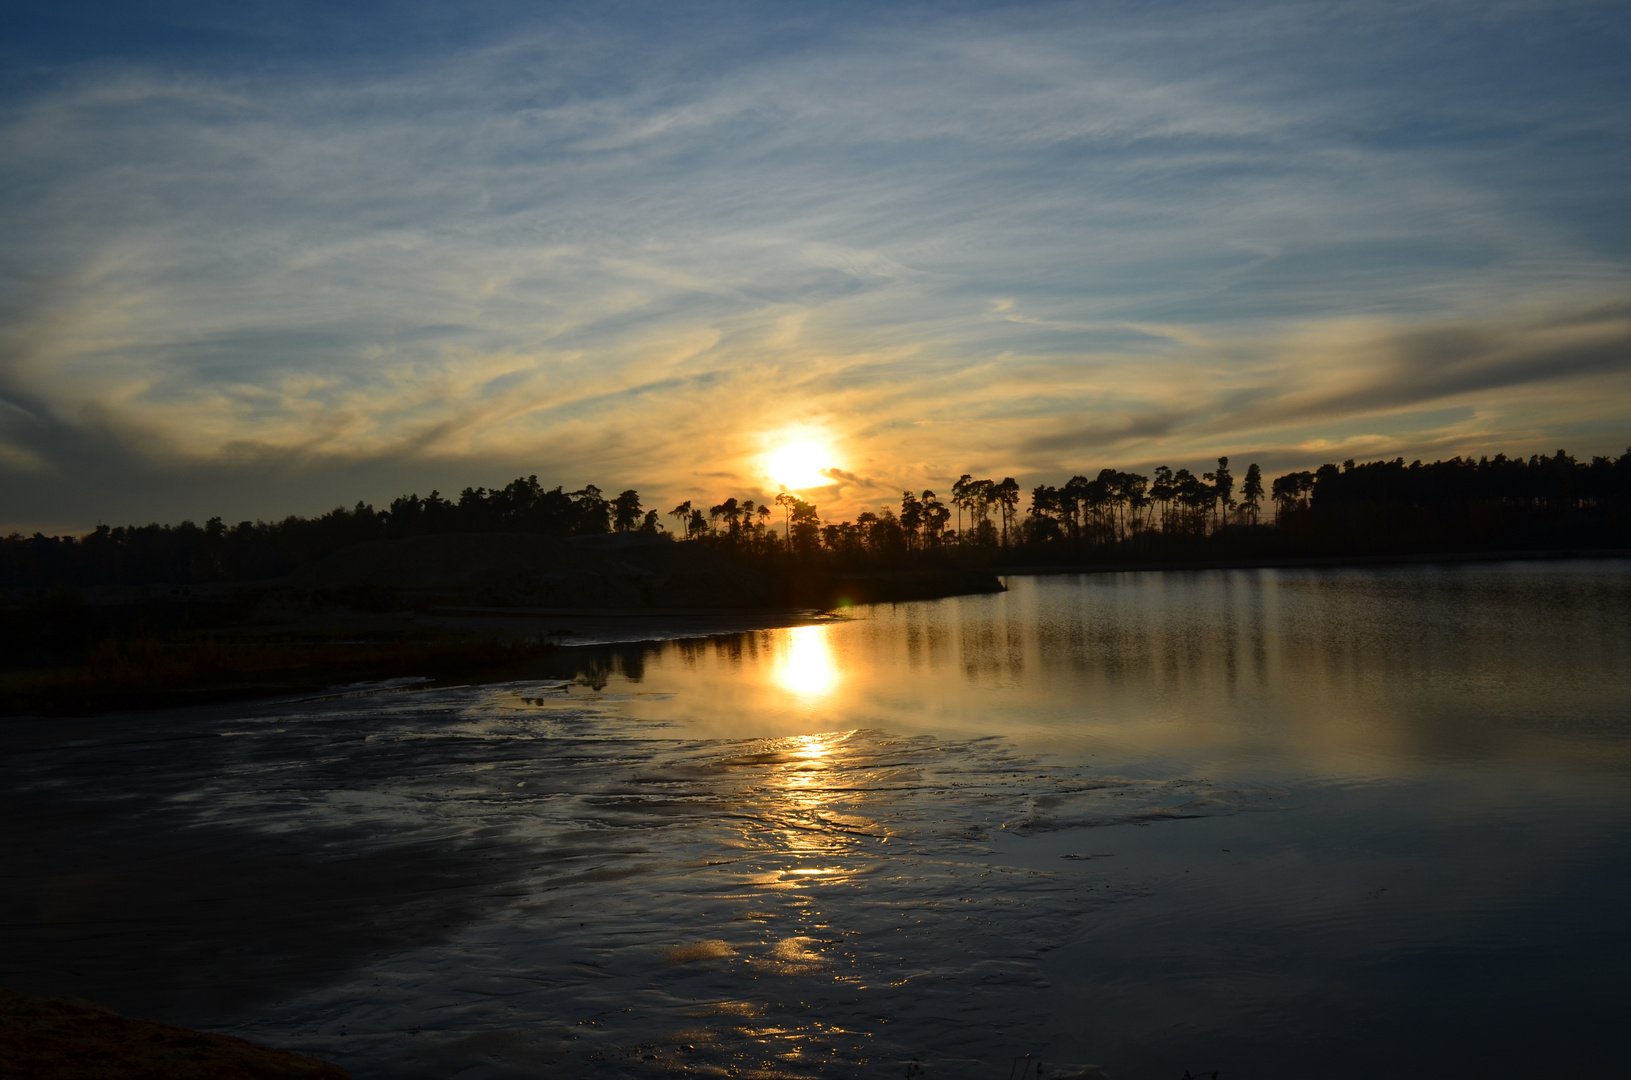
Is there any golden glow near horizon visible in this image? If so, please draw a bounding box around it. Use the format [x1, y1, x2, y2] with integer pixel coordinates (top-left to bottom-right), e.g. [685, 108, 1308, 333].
[3, 4, 1629, 537]
[776, 625, 840, 699]
[766, 440, 834, 492]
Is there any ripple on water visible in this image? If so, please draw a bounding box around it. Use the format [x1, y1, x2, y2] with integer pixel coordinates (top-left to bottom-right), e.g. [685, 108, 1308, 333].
[113, 680, 1236, 1078]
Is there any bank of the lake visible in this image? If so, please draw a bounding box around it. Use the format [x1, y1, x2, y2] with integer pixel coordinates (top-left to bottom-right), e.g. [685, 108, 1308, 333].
[0, 531, 1003, 716]
[996, 544, 1631, 576]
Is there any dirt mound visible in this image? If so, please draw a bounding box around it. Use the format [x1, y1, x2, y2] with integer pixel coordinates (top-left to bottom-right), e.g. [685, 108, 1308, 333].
[0, 987, 349, 1079]
[292, 532, 775, 610]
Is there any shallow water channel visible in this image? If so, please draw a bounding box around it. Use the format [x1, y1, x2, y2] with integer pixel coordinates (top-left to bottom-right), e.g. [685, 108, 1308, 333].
[7, 562, 1631, 1078]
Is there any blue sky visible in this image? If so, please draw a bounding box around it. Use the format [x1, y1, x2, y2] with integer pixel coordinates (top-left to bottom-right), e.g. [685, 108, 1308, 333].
[2, 0, 1629, 530]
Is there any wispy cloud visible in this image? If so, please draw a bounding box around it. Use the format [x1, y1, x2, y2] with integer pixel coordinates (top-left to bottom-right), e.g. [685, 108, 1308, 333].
[1, 1, 1628, 529]
[1013, 301, 1631, 465]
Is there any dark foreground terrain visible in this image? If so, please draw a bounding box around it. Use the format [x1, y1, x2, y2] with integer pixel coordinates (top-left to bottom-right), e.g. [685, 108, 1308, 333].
[0, 987, 351, 1080]
[1, 532, 1001, 716]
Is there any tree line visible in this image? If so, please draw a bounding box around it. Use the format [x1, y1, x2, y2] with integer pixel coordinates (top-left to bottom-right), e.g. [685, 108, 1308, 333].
[4, 446, 1629, 589]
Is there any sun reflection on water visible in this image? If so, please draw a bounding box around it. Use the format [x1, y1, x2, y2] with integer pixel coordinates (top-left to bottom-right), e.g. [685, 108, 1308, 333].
[776, 625, 839, 699]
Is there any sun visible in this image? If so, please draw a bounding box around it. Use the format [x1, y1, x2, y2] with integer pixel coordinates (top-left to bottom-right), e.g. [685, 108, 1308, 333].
[766, 440, 832, 490]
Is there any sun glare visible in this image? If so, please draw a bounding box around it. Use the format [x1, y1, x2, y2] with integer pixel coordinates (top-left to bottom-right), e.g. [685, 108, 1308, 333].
[766, 440, 832, 491]
[776, 625, 839, 699]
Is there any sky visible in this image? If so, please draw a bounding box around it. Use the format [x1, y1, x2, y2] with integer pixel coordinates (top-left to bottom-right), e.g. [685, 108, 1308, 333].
[2, 0, 1629, 532]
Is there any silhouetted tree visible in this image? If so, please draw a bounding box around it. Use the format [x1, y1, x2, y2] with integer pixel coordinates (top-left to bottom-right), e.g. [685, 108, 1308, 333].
[966, 478, 996, 542]
[899, 491, 923, 550]
[774, 491, 796, 544]
[612, 489, 643, 532]
[1122, 476, 1148, 538]
[921, 490, 949, 547]
[570, 485, 610, 534]
[1026, 484, 1065, 545]
[863, 508, 905, 554]
[1272, 471, 1314, 516]
[9, 446, 1627, 593]
[994, 478, 1020, 547]
[1173, 469, 1211, 534]
[710, 497, 742, 537]
[789, 498, 821, 553]
[1150, 466, 1174, 532]
[1240, 463, 1263, 524]
[1212, 457, 1234, 529]
[951, 474, 974, 542]
[669, 500, 693, 534]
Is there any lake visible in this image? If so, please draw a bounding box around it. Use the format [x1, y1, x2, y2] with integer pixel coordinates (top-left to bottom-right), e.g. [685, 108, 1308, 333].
[6, 561, 1630, 1078]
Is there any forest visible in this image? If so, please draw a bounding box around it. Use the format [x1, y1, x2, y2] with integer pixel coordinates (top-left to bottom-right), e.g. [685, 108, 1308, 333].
[4, 447, 1629, 591]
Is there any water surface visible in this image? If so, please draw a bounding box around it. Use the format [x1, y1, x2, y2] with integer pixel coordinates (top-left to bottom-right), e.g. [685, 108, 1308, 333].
[7, 562, 1630, 1078]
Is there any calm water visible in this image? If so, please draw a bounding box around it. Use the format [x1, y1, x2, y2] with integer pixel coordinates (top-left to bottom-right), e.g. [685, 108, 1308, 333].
[15, 562, 1631, 1078]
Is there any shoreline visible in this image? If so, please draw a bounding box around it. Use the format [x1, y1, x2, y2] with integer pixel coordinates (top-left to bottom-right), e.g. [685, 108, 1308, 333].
[995, 546, 1631, 577]
[0, 607, 848, 719]
[9, 551, 1627, 718]
[424, 605, 843, 647]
